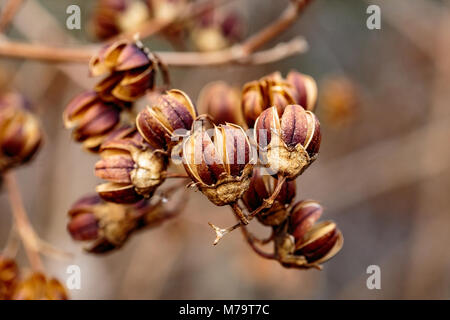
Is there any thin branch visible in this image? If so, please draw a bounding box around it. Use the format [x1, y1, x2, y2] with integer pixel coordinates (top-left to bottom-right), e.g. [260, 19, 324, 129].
[0, 0, 312, 66]
[241, 226, 276, 260]
[0, 0, 24, 33]
[0, 36, 307, 66]
[3, 171, 44, 271]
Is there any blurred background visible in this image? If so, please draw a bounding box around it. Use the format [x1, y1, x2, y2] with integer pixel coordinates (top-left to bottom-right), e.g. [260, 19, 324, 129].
[0, 0, 449, 299]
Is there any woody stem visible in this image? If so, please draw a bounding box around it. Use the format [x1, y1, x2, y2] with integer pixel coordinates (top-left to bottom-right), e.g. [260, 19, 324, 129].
[3, 171, 44, 271]
[241, 226, 276, 260]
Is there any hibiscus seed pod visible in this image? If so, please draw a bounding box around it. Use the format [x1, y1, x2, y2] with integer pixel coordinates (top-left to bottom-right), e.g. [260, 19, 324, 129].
[254, 105, 321, 179]
[286, 70, 318, 112]
[136, 89, 197, 150]
[289, 200, 323, 242]
[294, 220, 343, 265]
[242, 167, 296, 226]
[0, 256, 19, 300]
[241, 73, 296, 128]
[90, 0, 128, 40]
[67, 193, 171, 253]
[0, 93, 42, 172]
[197, 81, 245, 127]
[95, 129, 168, 204]
[12, 272, 68, 300]
[182, 122, 254, 206]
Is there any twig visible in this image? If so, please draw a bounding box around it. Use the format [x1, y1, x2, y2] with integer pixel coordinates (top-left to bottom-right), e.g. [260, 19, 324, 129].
[0, 0, 313, 66]
[0, 0, 24, 33]
[3, 171, 44, 271]
[241, 226, 276, 260]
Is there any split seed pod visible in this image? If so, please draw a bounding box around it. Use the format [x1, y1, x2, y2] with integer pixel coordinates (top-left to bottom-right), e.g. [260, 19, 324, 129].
[286, 70, 318, 112]
[277, 200, 343, 269]
[67, 194, 175, 253]
[254, 105, 321, 180]
[242, 72, 296, 127]
[12, 272, 68, 300]
[136, 89, 196, 150]
[90, 0, 128, 40]
[89, 40, 156, 102]
[0, 93, 42, 172]
[182, 122, 254, 206]
[197, 81, 245, 127]
[95, 129, 168, 203]
[242, 168, 296, 226]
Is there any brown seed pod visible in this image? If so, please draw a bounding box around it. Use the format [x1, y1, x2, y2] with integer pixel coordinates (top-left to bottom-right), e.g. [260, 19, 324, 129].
[67, 193, 176, 253]
[289, 200, 323, 241]
[241, 72, 296, 127]
[63, 90, 131, 152]
[197, 81, 245, 127]
[0, 93, 42, 172]
[12, 272, 68, 300]
[95, 129, 168, 204]
[136, 89, 197, 150]
[89, 0, 128, 40]
[182, 122, 254, 206]
[254, 105, 321, 179]
[286, 70, 318, 112]
[0, 256, 19, 300]
[242, 167, 296, 226]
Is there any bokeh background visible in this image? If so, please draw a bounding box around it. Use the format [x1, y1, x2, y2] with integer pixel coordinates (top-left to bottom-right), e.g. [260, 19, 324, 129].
[0, 0, 449, 299]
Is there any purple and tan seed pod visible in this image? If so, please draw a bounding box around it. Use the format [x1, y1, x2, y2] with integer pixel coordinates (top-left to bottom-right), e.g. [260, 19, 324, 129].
[182, 122, 254, 206]
[242, 167, 296, 226]
[136, 89, 197, 150]
[197, 81, 245, 127]
[95, 129, 168, 204]
[12, 272, 68, 300]
[241, 72, 296, 128]
[89, 0, 128, 40]
[89, 40, 157, 102]
[0, 93, 42, 172]
[286, 70, 318, 112]
[276, 200, 343, 269]
[254, 105, 321, 179]
[63, 90, 130, 152]
[67, 193, 178, 253]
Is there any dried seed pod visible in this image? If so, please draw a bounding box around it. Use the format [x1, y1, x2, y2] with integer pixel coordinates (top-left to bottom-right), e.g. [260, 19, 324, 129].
[136, 89, 196, 150]
[242, 73, 296, 127]
[95, 129, 168, 203]
[197, 81, 245, 127]
[0, 93, 42, 172]
[254, 105, 321, 179]
[275, 201, 343, 269]
[148, 0, 187, 22]
[242, 168, 296, 226]
[89, 40, 158, 102]
[289, 200, 322, 241]
[12, 272, 68, 300]
[67, 193, 174, 253]
[286, 70, 318, 112]
[294, 221, 343, 265]
[182, 122, 254, 206]
[0, 256, 19, 300]
[63, 90, 130, 152]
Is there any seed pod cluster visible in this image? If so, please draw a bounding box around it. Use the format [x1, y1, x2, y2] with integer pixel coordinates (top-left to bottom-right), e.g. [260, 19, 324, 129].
[1, 256, 68, 300]
[242, 167, 296, 226]
[182, 123, 254, 206]
[136, 89, 197, 151]
[276, 200, 343, 269]
[95, 129, 168, 203]
[0, 93, 42, 172]
[67, 193, 178, 253]
[242, 71, 317, 127]
[254, 105, 321, 179]
[197, 81, 245, 127]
